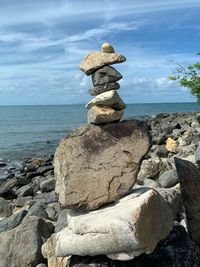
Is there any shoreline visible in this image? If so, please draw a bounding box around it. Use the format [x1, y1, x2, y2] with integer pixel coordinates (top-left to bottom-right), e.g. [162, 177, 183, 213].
[0, 110, 200, 265]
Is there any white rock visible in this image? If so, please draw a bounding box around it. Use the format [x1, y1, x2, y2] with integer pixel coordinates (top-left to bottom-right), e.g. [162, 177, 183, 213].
[86, 90, 126, 111]
[55, 188, 173, 260]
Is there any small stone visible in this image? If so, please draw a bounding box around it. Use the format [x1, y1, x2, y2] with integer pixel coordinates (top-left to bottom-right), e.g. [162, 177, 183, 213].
[195, 143, 200, 163]
[80, 51, 126, 75]
[36, 264, 47, 267]
[0, 197, 12, 218]
[101, 43, 115, 53]
[165, 137, 178, 153]
[17, 183, 34, 197]
[92, 66, 122, 86]
[0, 209, 27, 233]
[88, 106, 123, 124]
[158, 169, 179, 188]
[40, 178, 55, 193]
[16, 196, 33, 207]
[156, 145, 169, 158]
[89, 82, 120, 96]
[26, 203, 49, 220]
[86, 90, 126, 111]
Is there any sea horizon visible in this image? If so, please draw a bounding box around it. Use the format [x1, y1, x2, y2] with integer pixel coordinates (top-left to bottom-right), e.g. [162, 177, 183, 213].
[0, 102, 199, 164]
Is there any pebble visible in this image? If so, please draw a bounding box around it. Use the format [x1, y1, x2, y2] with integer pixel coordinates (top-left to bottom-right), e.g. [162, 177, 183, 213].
[101, 43, 115, 53]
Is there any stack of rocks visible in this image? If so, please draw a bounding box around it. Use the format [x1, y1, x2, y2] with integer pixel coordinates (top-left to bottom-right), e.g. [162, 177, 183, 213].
[80, 43, 126, 124]
[42, 45, 174, 266]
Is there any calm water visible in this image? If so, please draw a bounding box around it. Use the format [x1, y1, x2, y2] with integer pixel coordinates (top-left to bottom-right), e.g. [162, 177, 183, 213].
[0, 103, 199, 162]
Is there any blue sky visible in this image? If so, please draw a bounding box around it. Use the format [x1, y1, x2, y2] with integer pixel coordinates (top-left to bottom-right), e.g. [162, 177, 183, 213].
[0, 0, 200, 105]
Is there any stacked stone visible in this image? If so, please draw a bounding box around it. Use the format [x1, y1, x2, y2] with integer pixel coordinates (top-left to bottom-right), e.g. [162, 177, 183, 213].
[80, 43, 126, 124]
[41, 45, 174, 266]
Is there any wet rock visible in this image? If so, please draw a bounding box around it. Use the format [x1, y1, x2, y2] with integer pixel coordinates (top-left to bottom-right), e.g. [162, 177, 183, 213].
[54, 120, 150, 210]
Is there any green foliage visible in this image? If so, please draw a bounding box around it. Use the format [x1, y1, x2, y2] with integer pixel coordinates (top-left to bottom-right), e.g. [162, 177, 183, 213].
[169, 53, 200, 104]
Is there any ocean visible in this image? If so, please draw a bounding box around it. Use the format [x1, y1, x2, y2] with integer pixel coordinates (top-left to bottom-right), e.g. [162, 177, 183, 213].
[0, 103, 199, 162]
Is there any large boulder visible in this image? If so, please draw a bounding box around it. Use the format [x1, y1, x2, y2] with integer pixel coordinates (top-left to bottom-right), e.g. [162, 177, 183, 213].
[53, 188, 173, 260]
[0, 216, 54, 267]
[68, 225, 200, 267]
[54, 120, 151, 210]
[175, 157, 200, 245]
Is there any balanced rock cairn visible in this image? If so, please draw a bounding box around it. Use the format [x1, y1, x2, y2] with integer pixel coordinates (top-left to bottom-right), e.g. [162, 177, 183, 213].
[80, 43, 126, 124]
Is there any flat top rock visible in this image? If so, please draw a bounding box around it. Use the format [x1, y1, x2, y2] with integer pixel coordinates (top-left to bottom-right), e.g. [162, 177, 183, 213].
[54, 120, 151, 210]
[55, 188, 173, 260]
[80, 51, 126, 75]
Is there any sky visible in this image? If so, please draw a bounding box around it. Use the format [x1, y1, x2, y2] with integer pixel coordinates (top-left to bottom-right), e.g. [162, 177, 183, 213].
[0, 0, 200, 105]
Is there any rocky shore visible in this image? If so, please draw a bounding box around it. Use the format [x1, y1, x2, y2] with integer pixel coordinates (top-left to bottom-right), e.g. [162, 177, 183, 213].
[0, 111, 200, 267]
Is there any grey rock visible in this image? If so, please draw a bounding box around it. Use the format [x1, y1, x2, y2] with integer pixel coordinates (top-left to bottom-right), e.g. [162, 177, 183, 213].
[156, 145, 168, 158]
[0, 187, 17, 200]
[92, 66, 122, 86]
[192, 134, 200, 145]
[45, 202, 61, 221]
[55, 209, 69, 233]
[89, 82, 120, 96]
[16, 196, 33, 207]
[156, 184, 181, 221]
[195, 143, 200, 163]
[69, 225, 200, 267]
[33, 191, 58, 205]
[40, 178, 55, 193]
[26, 204, 49, 219]
[175, 157, 200, 245]
[0, 209, 27, 233]
[0, 216, 54, 267]
[143, 179, 160, 188]
[36, 264, 48, 267]
[158, 169, 179, 188]
[17, 183, 34, 197]
[0, 197, 12, 218]
[0, 161, 7, 167]
[54, 120, 151, 210]
[37, 165, 54, 176]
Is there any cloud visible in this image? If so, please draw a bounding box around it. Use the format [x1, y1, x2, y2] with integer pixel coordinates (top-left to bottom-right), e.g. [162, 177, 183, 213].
[0, 0, 199, 104]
